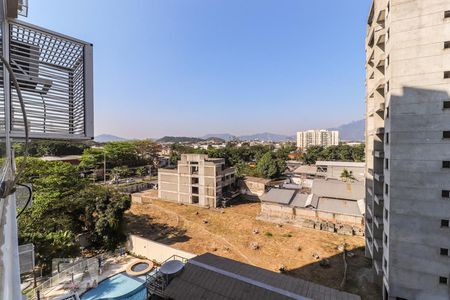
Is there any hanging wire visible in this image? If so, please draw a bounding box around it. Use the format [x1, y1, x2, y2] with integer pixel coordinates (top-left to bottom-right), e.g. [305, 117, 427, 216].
[0, 54, 30, 198]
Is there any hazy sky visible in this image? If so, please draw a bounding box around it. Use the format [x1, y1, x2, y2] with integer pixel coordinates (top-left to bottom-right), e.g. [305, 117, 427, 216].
[27, 0, 371, 139]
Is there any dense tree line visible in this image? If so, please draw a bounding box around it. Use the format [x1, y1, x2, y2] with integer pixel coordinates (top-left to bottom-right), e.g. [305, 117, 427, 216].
[301, 144, 365, 165]
[17, 157, 131, 273]
[169, 142, 296, 179]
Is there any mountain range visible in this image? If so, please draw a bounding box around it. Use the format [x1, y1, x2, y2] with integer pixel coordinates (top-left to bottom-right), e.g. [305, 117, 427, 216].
[95, 119, 365, 143]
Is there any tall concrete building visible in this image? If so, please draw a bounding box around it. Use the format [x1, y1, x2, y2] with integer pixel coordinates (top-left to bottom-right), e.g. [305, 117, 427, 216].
[158, 154, 236, 208]
[365, 1, 450, 299]
[296, 129, 339, 149]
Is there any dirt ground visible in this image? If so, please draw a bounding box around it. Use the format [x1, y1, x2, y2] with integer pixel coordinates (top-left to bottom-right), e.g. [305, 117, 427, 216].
[125, 190, 381, 299]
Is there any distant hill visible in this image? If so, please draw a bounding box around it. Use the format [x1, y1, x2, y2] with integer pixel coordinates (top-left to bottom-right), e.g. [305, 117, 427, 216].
[201, 132, 294, 142]
[202, 133, 237, 141]
[329, 119, 365, 141]
[238, 132, 294, 142]
[95, 134, 127, 143]
[157, 136, 225, 143]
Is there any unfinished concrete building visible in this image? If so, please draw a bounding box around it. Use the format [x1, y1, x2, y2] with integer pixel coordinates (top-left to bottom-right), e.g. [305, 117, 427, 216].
[365, 1, 450, 299]
[158, 154, 236, 208]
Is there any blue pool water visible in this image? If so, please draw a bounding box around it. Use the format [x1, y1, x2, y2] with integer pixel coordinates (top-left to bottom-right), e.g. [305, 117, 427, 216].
[81, 273, 147, 300]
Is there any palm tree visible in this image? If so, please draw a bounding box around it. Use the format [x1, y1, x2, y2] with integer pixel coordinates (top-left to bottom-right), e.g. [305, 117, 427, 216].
[340, 169, 355, 182]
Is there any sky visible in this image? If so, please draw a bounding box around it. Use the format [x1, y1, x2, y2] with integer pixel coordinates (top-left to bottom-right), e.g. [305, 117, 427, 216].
[26, 0, 371, 139]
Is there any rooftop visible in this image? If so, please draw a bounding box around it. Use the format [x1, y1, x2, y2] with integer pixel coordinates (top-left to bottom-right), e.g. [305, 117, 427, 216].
[315, 161, 365, 168]
[311, 179, 365, 201]
[164, 253, 361, 300]
[260, 188, 296, 205]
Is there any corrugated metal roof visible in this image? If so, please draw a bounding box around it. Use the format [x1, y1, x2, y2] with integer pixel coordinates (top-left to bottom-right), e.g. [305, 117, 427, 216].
[290, 193, 309, 208]
[260, 189, 296, 205]
[312, 179, 364, 201]
[164, 253, 361, 300]
[316, 197, 362, 216]
[293, 165, 317, 175]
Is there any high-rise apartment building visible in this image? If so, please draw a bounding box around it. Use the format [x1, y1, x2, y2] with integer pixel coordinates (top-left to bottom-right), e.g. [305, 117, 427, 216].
[296, 129, 339, 149]
[365, 1, 450, 299]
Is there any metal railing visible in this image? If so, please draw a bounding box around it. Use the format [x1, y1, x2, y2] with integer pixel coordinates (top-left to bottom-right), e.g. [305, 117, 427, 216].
[26, 256, 100, 300]
[146, 254, 188, 298]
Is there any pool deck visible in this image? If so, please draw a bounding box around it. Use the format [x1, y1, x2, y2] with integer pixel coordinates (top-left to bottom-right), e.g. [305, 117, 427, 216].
[43, 255, 141, 299]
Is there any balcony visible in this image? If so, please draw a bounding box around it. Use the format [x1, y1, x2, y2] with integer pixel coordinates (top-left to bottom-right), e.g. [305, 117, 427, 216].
[373, 258, 383, 276]
[373, 150, 384, 158]
[366, 203, 373, 218]
[376, 10, 386, 27]
[374, 216, 384, 229]
[374, 238, 383, 253]
[375, 127, 385, 135]
[374, 193, 384, 205]
[374, 171, 384, 182]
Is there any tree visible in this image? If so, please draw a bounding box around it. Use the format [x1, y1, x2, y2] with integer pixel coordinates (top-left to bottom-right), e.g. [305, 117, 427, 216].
[340, 169, 356, 182]
[73, 186, 131, 249]
[17, 157, 131, 273]
[256, 152, 285, 179]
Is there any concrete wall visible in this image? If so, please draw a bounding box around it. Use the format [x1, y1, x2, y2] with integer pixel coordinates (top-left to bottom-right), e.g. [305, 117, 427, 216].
[126, 235, 196, 263]
[259, 203, 364, 236]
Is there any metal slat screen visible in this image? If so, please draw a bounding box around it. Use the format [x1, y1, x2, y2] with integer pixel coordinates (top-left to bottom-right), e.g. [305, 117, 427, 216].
[8, 22, 89, 139]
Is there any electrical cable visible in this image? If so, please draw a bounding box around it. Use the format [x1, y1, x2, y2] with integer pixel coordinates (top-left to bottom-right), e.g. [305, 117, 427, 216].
[15, 183, 31, 219]
[0, 54, 30, 198]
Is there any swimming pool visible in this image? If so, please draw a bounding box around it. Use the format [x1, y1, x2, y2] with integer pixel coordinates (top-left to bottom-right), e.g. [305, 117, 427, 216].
[81, 273, 147, 300]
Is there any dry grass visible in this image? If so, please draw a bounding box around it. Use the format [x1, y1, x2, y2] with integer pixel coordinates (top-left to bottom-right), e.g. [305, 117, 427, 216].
[125, 191, 380, 299]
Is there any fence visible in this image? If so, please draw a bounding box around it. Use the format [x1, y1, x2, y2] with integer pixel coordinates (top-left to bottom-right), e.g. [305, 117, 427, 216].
[26, 256, 101, 300]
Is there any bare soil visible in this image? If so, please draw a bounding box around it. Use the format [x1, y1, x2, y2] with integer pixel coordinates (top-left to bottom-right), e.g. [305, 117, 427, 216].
[125, 190, 380, 299]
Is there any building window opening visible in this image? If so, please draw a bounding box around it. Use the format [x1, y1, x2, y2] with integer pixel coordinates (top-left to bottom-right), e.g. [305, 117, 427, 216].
[439, 276, 448, 285]
[440, 248, 449, 256]
[441, 219, 449, 227]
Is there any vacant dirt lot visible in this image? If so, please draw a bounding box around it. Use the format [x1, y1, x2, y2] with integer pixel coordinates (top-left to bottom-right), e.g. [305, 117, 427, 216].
[125, 191, 379, 299]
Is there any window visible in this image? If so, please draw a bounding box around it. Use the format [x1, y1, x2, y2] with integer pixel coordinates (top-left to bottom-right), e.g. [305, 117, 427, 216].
[443, 161, 450, 168]
[440, 248, 449, 256]
[387, 28, 390, 40]
[445, 41, 450, 49]
[385, 183, 389, 195]
[385, 158, 389, 170]
[439, 276, 448, 285]
[443, 131, 450, 139]
[386, 81, 390, 92]
[443, 190, 450, 198]
[385, 208, 389, 221]
[386, 106, 390, 118]
[444, 101, 450, 109]
[441, 219, 449, 227]
[445, 71, 450, 79]
[445, 11, 450, 18]
[386, 132, 389, 144]
[384, 258, 387, 269]
[384, 233, 388, 245]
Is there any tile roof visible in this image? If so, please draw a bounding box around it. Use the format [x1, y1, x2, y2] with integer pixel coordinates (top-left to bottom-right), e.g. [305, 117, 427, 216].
[164, 253, 361, 300]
